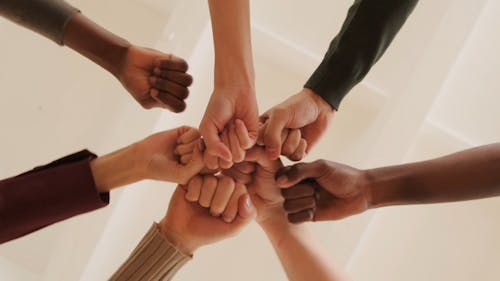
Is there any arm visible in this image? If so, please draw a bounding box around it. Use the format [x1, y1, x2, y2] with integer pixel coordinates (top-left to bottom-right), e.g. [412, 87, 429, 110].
[199, 0, 259, 170]
[0, 127, 203, 243]
[0, 0, 192, 111]
[278, 143, 500, 223]
[306, 0, 418, 109]
[243, 147, 348, 281]
[110, 184, 255, 281]
[260, 0, 418, 160]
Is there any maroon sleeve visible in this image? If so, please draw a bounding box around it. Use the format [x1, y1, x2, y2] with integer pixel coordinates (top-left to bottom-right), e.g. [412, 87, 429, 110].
[0, 150, 109, 244]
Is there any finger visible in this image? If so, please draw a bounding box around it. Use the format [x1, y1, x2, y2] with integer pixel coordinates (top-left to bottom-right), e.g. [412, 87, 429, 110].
[199, 175, 218, 208]
[233, 161, 256, 174]
[256, 121, 267, 146]
[210, 176, 236, 216]
[245, 146, 283, 173]
[283, 197, 316, 213]
[185, 176, 203, 202]
[288, 138, 307, 162]
[178, 142, 205, 184]
[281, 182, 315, 199]
[199, 121, 232, 163]
[235, 193, 256, 221]
[150, 77, 189, 100]
[263, 108, 290, 159]
[150, 89, 186, 113]
[276, 160, 326, 188]
[156, 56, 189, 72]
[177, 128, 201, 145]
[234, 119, 255, 150]
[204, 152, 219, 170]
[139, 97, 159, 110]
[222, 167, 253, 185]
[229, 123, 245, 163]
[281, 129, 301, 156]
[219, 129, 233, 169]
[175, 142, 196, 156]
[287, 209, 314, 224]
[180, 154, 192, 165]
[222, 182, 246, 223]
[153, 68, 193, 87]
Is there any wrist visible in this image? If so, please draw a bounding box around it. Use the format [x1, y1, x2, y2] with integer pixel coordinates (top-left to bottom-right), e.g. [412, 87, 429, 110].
[159, 219, 198, 255]
[64, 13, 131, 77]
[303, 88, 336, 115]
[90, 144, 143, 193]
[364, 167, 403, 209]
[214, 58, 255, 89]
[259, 217, 308, 249]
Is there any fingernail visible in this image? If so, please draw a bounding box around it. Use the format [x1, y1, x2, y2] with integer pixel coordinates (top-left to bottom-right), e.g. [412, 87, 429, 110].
[149, 76, 156, 84]
[223, 216, 233, 223]
[245, 196, 254, 211]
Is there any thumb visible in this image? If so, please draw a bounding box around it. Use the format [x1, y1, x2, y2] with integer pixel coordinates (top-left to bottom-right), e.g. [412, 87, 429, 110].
[178, 140, 205, 184]
[276, 161, 326, 188]
[245, 146, 283, 173]
[235, 193, 256, 221]
[263, 108, 290, 160]
[199, 120, 232, 162]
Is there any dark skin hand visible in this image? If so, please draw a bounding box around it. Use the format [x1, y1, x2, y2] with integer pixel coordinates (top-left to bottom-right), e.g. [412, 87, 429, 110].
[63, 13, 192, 112]
[278, 143, 500, 224]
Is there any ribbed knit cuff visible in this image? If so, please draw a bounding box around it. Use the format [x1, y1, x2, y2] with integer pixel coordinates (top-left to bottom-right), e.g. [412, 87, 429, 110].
[109, 223, 191, 281]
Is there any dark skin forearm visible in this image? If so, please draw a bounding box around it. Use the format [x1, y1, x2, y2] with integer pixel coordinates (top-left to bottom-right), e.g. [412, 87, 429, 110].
[63, 13, 131, 77]
[368, 143, 500, 207]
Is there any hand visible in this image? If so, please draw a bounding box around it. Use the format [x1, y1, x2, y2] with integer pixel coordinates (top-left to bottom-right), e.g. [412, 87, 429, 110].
[117, 46, 193, 112]
[259, 88, 335, 160]
[159, 185, 255, 255]
[199, 87, 259, 170]
[134, 126, 204, 184]
[184, 174, 247, 223]
[257, 121, 308, 161]
[277, 160, 370, 223]
[232, 146, 286, 225]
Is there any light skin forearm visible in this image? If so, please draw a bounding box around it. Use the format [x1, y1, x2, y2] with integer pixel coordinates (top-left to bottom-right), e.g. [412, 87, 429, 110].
[90, 143, 143, 193]
[208, 0, 255, 88]
[63, 13, 131, 78]
[368, 143, 500, 208]
[259, 219, 348, 281]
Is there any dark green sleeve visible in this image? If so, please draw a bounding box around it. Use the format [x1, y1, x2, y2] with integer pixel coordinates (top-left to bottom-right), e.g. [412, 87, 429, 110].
[0, 0, 80, 45]
[305, 0, 418, 110]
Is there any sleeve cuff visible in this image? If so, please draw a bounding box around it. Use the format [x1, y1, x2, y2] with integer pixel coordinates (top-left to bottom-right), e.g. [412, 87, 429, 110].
[110, 223, 191, 281]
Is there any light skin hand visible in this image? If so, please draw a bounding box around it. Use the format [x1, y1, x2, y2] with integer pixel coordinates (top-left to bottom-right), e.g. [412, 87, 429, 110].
[90, 126, 205, 193]
[200, 88, 259, 170]
[159, 185, 256, 255]
[201, 0, 258, 170]
[260, 88, 335, 160]
[184, 174, 247, 223]
[277, 160, 370, 223]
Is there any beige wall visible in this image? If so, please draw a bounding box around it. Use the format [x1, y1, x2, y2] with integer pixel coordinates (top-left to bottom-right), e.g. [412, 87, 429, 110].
[1, 0, 500, 280]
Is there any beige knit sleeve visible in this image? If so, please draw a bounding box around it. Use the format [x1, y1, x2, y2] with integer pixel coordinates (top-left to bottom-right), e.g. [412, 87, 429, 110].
[109, 223, 192, 281]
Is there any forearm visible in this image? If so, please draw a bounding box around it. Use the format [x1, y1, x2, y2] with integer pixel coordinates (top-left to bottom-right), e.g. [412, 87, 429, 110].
[0, 0, 79, 44]
[368, 143, 500, 207]
[208, 0, 255, 87]
[260, 219, 348, 281]
[0, 150, 109, 243]
[306, 0, 418, 109]
[63, 13, 131, 77]
[90, 143, 143, 193]
[110, 223, 191, 281]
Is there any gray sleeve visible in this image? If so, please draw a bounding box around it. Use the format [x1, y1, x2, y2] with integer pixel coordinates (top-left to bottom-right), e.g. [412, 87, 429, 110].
[0, 0, 80, 45]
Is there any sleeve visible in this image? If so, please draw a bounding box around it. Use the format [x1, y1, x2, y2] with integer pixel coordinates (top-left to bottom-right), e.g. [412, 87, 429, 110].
[305, 0, 419, 110]
[109, 223, 192, 281]
[0, 150, 109, 244]
[0, 0, 80, 45]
